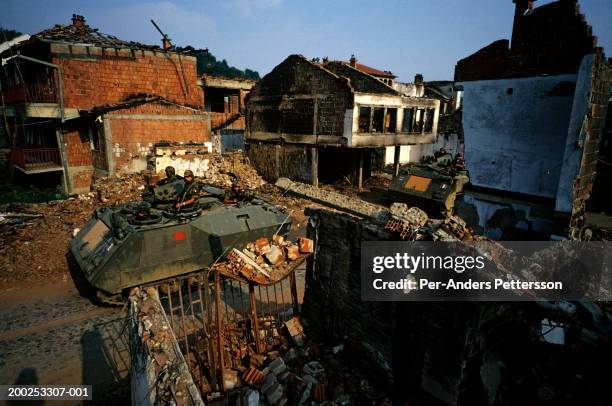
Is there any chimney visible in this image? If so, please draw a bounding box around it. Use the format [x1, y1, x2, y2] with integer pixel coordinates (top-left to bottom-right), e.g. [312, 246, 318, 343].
[71, 14, 86, 29]
[414, 74, 424, 85]
[349, 54, 357, 67]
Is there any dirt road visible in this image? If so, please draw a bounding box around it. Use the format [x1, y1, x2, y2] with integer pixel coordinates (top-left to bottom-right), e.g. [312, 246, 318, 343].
[0, 280, 129, 405]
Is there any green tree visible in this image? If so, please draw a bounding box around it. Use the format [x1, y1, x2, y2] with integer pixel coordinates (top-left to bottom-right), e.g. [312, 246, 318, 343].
[0, 27, 23, 42]
[177, 46, 260, 80]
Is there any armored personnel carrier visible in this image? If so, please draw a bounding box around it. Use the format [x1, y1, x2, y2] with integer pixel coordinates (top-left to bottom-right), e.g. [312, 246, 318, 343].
[70, 178, 291, 303]
[388, 152, 469, 216]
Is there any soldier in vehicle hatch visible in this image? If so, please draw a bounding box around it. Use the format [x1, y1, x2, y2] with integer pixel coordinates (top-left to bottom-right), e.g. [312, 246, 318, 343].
[176, 170, 199, 210]
[157, 166, 181, 186]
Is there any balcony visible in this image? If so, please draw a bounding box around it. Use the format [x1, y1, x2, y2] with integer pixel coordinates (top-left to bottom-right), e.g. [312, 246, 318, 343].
[11, 147, 63, 174]
[2, 82, 57, 104]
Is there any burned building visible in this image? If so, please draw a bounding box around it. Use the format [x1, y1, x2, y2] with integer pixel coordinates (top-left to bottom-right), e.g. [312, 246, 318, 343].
[0, 15, 208, 194]
[245, 54, 440, 189]
[200, 74, 255, 153]
[454, 0, 612, 239]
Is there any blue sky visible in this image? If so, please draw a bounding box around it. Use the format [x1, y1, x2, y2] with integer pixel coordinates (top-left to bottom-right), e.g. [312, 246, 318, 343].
[2, 0, 611, 82]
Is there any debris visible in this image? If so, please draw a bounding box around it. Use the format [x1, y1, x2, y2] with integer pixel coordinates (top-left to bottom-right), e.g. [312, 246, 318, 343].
[265, 245, 285, 265]
[243, 366, 265, 387]
[302, 361, 325, 378]
[297, 237, 314, 254]
[284, 317, 305, 347]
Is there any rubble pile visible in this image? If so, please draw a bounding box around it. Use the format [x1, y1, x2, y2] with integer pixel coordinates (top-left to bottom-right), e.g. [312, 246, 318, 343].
[385, 202, 480, 241]
[93, 172, 146, 204]
[203, 152, 266, 190]
[214, 316, 385, 405]
[0, 198, 96, 288]
[130, 287, 204, 405]
[276, 178, 389, 222]
[214, 235, 314, 283]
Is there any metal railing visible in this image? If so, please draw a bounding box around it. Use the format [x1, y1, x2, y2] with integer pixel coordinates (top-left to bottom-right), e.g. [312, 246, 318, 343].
[12, 147, 62, 170]
[152, 260, 303, 400]
[1, 82, 57, 104]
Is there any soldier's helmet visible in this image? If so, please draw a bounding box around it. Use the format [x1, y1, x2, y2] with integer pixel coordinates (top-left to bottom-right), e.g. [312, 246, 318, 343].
[137, 201, 151, 217]
[184, 169, 194, 179]
[165, 166, 176, 177]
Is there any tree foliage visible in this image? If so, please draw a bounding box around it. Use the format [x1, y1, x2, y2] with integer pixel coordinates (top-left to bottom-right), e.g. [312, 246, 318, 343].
[0, 27, 23, 42]
[178, 46, 260, 80]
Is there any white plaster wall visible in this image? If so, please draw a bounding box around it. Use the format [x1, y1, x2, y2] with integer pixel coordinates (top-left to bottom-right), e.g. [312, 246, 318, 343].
[459, 74, 577, 198]
[555, 54, 594, 213]
[384, 133, 462, 165]
[347, 94, 441, 146]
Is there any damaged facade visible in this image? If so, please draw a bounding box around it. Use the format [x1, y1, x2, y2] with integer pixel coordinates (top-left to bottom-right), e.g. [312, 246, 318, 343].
[454, 0, 612, 239]
[201, 75, 255, 153]
[0, 15, 208, 194]
[245, 54, 440, 189]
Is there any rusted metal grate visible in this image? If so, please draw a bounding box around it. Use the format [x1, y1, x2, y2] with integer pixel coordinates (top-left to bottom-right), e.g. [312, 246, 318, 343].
[153, 265, 301, 400]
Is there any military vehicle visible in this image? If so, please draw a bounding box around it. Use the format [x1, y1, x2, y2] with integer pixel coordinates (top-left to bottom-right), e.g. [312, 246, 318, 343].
[70, 178, 291, 303]
[388, 152, 469, 216]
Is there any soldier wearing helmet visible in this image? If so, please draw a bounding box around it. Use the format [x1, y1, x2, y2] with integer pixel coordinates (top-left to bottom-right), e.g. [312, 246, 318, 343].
[157, 166, 181, 186]
[176, 169, 199, 210]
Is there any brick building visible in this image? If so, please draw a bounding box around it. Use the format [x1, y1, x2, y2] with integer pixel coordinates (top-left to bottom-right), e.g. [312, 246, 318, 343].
[245, 54, 440, 189]
[0, 15, 208, 193]
[454, 0, 611, 239]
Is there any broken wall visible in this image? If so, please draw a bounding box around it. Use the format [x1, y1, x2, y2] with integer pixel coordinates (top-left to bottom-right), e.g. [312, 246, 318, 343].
[130, 288, 204, 406]
[247, 55, 353, 140]
[301, 207, 612, 405]
[247, 142, 311, 183]
[62, 101, 209, 193]
[455, 1, 597, 81]
[459, 73, 577, 198]
[50, 44, 202, 109]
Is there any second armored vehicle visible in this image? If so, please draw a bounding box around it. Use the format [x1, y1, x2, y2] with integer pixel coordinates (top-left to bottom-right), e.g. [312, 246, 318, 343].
[389, 152, 469, 216]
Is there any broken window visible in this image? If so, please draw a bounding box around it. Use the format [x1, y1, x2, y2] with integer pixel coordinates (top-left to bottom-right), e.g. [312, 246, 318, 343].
[90, 125, 100, 151]
[358, 106, 371, 133]
[402, 108, 415, 132]
[424, 108, 435, 132]
[372, 108, 385, 133]
[385, 108, 397, 133]
[414, 109, 425, 132]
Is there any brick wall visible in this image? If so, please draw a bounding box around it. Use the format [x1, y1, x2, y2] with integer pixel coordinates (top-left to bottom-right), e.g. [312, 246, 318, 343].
[108, 102, 209, 173]
[456, 1, 597, 81]
[61, 101, 209, 192]
[51, 45, 203, 109]
[569, 52, 612, 239]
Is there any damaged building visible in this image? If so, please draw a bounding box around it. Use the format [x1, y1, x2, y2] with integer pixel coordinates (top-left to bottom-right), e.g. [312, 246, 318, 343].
[201, 74, 255, 153]
[245, 54, 441, 189]
[0, 15, 208, 194]
[454, 0, 612, 239]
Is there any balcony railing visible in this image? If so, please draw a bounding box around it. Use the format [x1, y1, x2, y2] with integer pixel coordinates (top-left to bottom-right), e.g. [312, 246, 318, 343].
[1, 82, 57, 104]
[11, 147, 63, 172]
